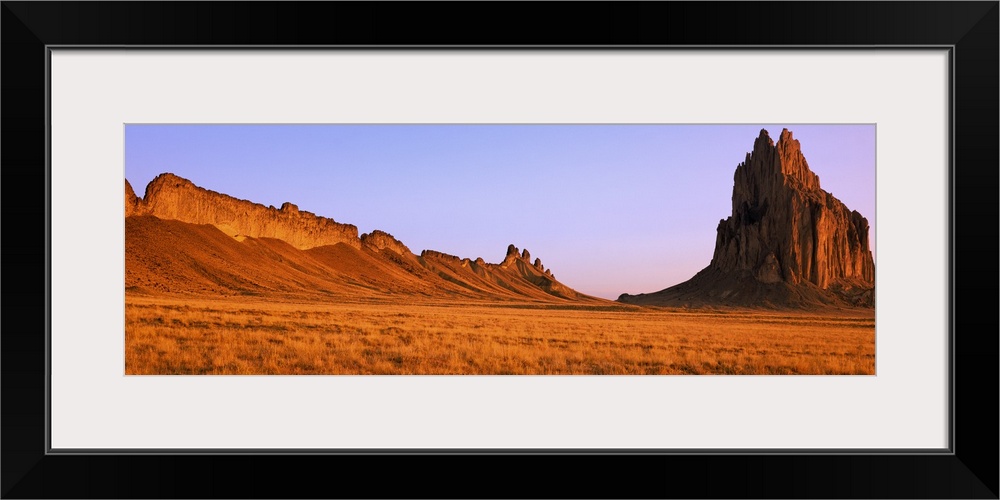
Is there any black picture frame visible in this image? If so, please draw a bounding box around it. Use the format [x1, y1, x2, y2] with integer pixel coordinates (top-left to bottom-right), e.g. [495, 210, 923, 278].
[2, 2, 996, 498]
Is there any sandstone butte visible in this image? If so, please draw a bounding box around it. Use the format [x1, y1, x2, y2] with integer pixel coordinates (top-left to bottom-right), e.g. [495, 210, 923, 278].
[125, 173, 596, 303]
[619, 128, 875, 309]
[126, 173, 361, 249]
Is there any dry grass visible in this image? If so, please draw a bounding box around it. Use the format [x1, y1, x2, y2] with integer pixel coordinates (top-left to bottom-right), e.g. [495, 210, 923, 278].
[125, 295, 875, 375]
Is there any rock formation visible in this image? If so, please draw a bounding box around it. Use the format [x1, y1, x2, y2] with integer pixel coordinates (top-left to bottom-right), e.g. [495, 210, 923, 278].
[124, 179, 141, 217]
[360, 230, 412, 256]
[419, 249, 461, 262]
[717, 129, 874, 287]
[125, 173, 604, 303]
[128, 173, 359, 249]
[502, 244, 520, 266]
[619, 128, 875, 308]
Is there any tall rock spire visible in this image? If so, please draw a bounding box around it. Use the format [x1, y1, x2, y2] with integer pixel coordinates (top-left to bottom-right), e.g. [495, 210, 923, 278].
[712, 128, 874, 289]
[620, 128, 874, 308]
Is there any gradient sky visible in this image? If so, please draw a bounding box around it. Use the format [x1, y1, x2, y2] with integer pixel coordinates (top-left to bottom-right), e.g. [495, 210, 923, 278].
[125, 124, 876, 299]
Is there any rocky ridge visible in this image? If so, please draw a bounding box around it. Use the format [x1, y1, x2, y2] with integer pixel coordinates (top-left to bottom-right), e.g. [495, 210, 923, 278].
[127, 173, 360, 249]
[126, 173, 594, 303]
[360, 230, 412, 256]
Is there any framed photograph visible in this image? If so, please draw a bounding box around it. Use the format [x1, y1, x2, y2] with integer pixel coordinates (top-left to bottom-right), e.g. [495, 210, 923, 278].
[3, 2, 996, 498]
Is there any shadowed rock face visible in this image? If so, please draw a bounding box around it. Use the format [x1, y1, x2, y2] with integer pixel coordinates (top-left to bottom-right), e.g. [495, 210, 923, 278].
[128, 173, 360, 249]
[620, 128, 875, 309]
[714, 128, 874, 289]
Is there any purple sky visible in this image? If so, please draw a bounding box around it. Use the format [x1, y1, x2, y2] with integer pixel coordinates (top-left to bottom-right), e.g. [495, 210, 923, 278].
[125, 124, 876, 299]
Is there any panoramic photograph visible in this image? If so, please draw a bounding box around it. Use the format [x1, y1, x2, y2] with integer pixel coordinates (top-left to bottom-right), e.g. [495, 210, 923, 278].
[124, 124, 876, 375]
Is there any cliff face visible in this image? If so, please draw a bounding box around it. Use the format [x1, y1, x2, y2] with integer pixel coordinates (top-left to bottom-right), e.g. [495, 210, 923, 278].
[619, 128, 875, 308]
[360, 230, 413, 256]
[125, 179, 141, 217]
[713, 129, 874, 289]
[129, 173, 360, 249]
[126, 173, 600, 303]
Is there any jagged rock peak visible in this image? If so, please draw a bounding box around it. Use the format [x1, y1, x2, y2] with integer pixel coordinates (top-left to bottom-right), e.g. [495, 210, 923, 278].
[425, 244, 555, 274]
[714, 128, 874, 289]
[619, 128, 875, 308]
[775, 128, 820, 190]
[753, 128, 775, 150]
[741, 128, 820, 193]
[502, 244, 520, 265]
[125, 178, 136, 200]
[125, 179, 141, 217]
[502, 244, 549, 270]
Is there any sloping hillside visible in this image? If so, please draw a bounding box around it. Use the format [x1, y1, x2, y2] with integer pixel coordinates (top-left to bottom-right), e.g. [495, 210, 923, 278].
[125, 175, 607, 304]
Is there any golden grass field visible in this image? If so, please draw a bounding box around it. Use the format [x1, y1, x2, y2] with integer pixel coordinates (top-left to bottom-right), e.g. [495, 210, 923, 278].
[125, 296, 875, 375]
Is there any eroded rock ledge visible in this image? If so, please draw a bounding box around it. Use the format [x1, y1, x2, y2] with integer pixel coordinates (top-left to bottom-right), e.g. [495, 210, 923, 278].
[126, 173, 360, 249]
[127, 173, 561, 282]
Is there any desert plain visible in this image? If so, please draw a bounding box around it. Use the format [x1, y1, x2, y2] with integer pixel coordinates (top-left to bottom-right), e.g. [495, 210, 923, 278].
[126, 295, 874, 375]
[125, 128, 876, 375]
